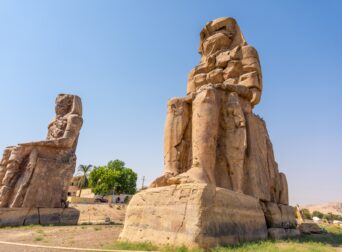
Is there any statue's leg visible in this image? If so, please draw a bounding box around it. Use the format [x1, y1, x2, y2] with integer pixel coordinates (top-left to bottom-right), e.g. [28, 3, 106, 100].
[223, 92, 247, 193]
[0, 146, 30, 207]
[0, 148, 12, 184]
[165, 87, 220, 185]
[151, 98, 191, 187]
[278, 172, 289, 205]
[183, 87, 220, 184]
[225, 128, 246, 192]
[10, 148, 38, 207]
[0, 161, 21, 207]
[164, 98, 191, 175]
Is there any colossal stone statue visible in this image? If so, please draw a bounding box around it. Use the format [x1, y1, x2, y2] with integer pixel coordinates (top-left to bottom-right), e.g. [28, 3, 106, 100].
[120, 17, 298, 248]
[151, 17, 287, 204]
[0, 94, 82, 226]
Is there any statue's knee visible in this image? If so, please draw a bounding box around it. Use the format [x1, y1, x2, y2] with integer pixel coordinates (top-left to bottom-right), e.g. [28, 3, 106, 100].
[194, 88, 218, 105]
[167, 98, 190, 115]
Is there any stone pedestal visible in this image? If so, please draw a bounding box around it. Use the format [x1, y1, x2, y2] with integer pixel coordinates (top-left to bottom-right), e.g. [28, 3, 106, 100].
[0, 207, 80, 227]
[119, 184, 268, 248]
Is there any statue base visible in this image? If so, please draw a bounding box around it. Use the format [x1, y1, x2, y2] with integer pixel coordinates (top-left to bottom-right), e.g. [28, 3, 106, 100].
[0, 207, 80, 227]
[120, 184, 274, 248]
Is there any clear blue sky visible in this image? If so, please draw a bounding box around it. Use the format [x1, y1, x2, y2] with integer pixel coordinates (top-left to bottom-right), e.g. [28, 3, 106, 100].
[0, 0, 341, 205]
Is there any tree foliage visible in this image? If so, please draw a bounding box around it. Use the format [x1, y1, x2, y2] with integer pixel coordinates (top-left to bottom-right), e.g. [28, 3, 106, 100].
[77, 164, 93, 189]
[323, 212, 342, 222]
[312, 210, 324, 219]
[88, 159, 137, 196]
[307, 210, 342, 222]
[301, 208, 312, 220]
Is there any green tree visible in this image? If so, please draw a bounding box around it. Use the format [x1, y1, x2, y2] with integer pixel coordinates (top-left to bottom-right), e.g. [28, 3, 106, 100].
[301, 208, 312, 220]
[88, 159, 137, 196]
[77, 164, 93, 197]
[323, 212, 342, 222]
[312, 210, 324, 219]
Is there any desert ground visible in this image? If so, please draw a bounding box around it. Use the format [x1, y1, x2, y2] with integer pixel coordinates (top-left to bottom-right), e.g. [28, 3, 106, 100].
[0, 203, 342, 252]
[0, 224, 123, 251]
[304, 201, 342, 215]
[72, 203, 126, 224]
[0, 203, 126, 251]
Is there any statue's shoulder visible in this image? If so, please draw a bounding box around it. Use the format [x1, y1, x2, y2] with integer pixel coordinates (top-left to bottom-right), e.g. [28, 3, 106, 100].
[241, 45, 259, 59]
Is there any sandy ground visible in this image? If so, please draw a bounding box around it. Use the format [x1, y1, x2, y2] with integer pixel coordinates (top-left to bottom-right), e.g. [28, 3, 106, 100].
[0, 224, 123, 251]
[0, 203, 127, 252]
[71, 203, 126, 224]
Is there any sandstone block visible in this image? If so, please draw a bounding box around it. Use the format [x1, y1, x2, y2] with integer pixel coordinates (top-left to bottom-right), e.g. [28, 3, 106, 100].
[262, 202, 283, 228]
[23, 208, 39, 225]
[262, 202, 296, 229]
[279, 204, 296, 229]
[299, 222, 323, 234]
[285, 228, 301, 238]
[0, 207, 79, 227]
[120, 184, 267, 248]
[268, 228, 286, 239]
[60, 208, 80, 225]
[0, 208, 29, 226]
[39, 208, 64, 225]
[268, 228, 300, 239]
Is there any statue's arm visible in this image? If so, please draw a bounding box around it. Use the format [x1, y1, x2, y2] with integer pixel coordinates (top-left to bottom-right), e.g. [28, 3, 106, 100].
[59, 115, 83, 147]
[19, 116, 83, 148]
[240, 45, 262, 106]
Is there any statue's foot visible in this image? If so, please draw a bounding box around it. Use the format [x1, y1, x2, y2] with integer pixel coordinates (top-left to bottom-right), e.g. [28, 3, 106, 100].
[150, 173, 174, 188]
[167, 168, 209, 185]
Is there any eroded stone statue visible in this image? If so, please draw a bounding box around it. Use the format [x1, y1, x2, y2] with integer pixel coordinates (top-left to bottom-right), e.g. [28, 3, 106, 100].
[151, 17, 287, 204]
[0, 94, 82, 209]
[120, 17, 298, 248]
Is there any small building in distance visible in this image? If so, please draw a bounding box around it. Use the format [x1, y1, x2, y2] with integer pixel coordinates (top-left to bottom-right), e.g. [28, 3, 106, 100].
[68, 176, 83, 197]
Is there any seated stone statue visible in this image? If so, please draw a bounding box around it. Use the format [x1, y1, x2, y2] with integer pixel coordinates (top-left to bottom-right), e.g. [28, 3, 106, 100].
[151, 17, 288, 205]
[0, 94, 83, 208]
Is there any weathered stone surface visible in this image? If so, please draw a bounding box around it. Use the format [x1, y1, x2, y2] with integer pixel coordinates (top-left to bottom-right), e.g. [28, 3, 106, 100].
[131, 17, 297, 248]
[120, 184, 267, 248]
[279, 204, 297, 229]
[299, 222, 323, 234]
[278, 173, 289, 205]
[60, 208, 80, 225]
[0, 207, 79, 227]
[285, 228, 301, 238]
[21, 158, 75, 208]
[268, 228, 300, 239]
[262, 202, 283, 228]
[0, 208, 29, 226]
[268, 228, 286, 239]
[23, 208, 39, 225]
[0, 94, 83, 208]
[39, 208, 64, 225]
[262, 202, 296, 229]
[150, 17, 289, 206]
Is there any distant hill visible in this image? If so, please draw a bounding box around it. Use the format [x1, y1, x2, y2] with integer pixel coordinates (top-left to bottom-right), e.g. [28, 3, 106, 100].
[303, 201, 342, 215]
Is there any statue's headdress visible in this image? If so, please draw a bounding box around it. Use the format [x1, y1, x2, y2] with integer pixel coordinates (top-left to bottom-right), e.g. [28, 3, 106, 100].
[198, 17, 247, 55]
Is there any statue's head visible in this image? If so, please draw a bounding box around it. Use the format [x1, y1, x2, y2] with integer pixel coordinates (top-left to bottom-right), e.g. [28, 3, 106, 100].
[55, 94, 82, 117]
[199, 17, 246, 58]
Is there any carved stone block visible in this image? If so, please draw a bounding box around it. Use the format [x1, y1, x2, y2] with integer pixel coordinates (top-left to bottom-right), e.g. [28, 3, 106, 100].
[120, 184, 268, 248]
[0, 207, 79, 227]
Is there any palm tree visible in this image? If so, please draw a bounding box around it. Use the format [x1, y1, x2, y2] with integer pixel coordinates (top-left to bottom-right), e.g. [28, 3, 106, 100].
[77, 164, 93, 197]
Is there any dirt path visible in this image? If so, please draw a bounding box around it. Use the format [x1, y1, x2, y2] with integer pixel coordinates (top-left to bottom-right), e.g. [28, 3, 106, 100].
[0, 224, 123, 251]
[0, 240, 154, 252]
[71, 204, 126, 224]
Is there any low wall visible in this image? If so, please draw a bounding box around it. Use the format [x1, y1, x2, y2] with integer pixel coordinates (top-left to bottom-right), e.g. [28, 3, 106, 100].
[67, 197, 94, 204]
